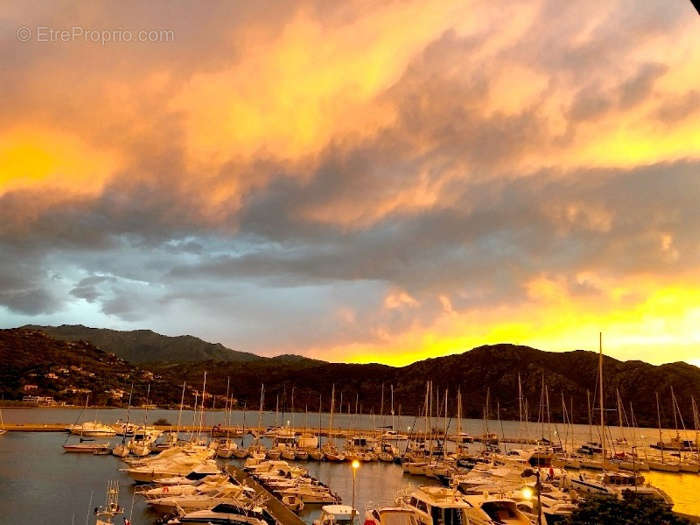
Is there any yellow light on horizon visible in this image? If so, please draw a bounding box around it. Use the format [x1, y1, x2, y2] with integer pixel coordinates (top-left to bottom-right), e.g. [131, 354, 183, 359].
[351, 459, 360, 469]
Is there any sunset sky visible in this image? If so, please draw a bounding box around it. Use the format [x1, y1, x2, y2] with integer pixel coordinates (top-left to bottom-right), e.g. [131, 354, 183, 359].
[1, 1, 699, 366]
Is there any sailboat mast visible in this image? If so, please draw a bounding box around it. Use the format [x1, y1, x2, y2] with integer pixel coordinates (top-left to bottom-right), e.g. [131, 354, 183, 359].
[656, 391, 664, 463]
[599, 333, 605, 462]
[176, 381, 185, 435]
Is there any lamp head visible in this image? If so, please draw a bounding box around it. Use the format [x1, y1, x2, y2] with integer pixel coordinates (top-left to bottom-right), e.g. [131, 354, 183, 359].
[352, 459, 360, 469]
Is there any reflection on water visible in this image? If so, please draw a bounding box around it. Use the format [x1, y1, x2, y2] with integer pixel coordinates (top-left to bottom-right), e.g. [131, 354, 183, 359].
[0, 408, 698, 523]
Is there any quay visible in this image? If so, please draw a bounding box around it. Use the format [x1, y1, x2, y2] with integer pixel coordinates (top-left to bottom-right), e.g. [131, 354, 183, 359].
[227, 463, 306, 525]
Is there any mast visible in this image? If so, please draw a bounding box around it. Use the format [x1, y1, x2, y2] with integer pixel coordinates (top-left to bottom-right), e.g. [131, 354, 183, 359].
[176, 382, 186, 436]
[587, 390, 593, 443]
[518, 373, 523, 437]
[290, 385, 295, 429]
[197, 372, 207, 441]
[256, 384, 264, 444]
[656, 391, 664, 463]
[457, 387, 462, 437]
[599, 332, 605, 462]
[318, 393, 322, 449]
[391, 384, 395, 431]
[143, 383, 151, 428]
[380, 383, 385, 430]
[443, 388, 449, 458]
[329, 384, 335, 447]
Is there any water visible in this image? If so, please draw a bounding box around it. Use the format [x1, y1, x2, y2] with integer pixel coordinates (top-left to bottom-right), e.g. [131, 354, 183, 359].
[0, 408, 698, 523]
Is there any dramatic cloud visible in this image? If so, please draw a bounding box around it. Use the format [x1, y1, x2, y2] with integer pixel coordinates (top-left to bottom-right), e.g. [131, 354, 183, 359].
[1, 0, 699, 365]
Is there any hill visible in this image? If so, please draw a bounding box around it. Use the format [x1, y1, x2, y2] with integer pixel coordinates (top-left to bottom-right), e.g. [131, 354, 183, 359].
[23, 324, 265, 364]
[3, 327, 698, 428]
[0, 328, 180, 406]
[158, 344, 700, 428]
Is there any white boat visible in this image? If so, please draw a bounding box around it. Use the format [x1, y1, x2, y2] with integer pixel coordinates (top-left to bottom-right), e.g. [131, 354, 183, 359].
[570, 471, 673, 504]
[365, 506, 418, 525]
[63, 441, 112, 454]
[138, 476, 229, 500]
[166, 503, 268, 525]
[314, 504, 357, 525]
[398, 486, 492, 525]
[298, 433, 319, 449]
[381, 430, 408, 442]
[463, 494, 532, 525]
[452, 432, 474, 444]
[122, 454, 220, 483]
[148, 486, 252, 514]
[69, 421, 117, 437]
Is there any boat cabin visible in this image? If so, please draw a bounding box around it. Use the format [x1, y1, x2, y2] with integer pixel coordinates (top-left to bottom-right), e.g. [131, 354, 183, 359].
[316, 505, 357, 525]
[403, 487, 472, 525]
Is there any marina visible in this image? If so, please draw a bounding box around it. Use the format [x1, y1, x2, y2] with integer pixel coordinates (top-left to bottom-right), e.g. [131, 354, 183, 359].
[0, 406, 699, 524]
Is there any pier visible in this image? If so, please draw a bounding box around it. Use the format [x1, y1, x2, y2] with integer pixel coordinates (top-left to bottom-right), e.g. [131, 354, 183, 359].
[227, 464, 306, 525]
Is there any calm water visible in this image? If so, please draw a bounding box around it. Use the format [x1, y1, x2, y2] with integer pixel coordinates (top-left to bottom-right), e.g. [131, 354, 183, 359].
[0, 408, 698, 523]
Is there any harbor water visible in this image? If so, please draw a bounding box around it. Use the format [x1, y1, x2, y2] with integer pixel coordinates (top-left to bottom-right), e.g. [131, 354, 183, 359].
[0, 408, 698, 523]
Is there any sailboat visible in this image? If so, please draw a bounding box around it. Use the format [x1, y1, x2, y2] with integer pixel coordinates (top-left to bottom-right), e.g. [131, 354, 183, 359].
[94, 480, 124, 525]
[64, 394, 112, 453]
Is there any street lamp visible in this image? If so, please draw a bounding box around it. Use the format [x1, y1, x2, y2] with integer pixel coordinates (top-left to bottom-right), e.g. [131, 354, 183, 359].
[351, 459, 360, 522]
[521, 468, 542, 525]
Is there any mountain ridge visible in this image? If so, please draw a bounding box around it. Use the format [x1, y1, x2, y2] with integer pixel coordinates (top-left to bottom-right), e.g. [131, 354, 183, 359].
[6, 326, 699, 428]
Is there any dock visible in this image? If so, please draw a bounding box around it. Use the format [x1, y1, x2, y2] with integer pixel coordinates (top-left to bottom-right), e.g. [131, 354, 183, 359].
[227, 464, 306, 525]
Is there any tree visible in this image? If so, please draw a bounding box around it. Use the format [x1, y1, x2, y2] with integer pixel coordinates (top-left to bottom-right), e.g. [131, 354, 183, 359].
[566, 492, 690, 525]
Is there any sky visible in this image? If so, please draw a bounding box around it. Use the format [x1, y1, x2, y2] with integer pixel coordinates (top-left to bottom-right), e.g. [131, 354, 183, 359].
[1, 0, 699, 366]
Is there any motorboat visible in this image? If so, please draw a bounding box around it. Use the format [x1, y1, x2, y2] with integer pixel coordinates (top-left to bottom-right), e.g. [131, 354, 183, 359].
[166, 503, 269, 525]
[148, 486, 252, 515]
[137, 475, 232, 499]
[64, 441, 112, 454]
[398, 486, 488, 525]
[314, 505, 357, 525]
[569, 471, 673, 504]
[365, 507, 418, 525]
[122, 457, 220, 483]
[68, 421, 117, 437]
[380, 430, 408, 442]
[452, 432, 474, 444]
[297, 433, 319, 449]
[278, 484, 340, 504]
[463, 494, 532, 525]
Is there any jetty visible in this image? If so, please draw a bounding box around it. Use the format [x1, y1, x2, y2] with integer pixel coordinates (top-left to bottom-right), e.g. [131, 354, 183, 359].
[227, 464, 306, 525]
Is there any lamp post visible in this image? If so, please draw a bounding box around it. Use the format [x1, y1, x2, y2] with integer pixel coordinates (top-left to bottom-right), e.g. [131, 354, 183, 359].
[521, 468, 542, 525]
[351, 459, 360, 522]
